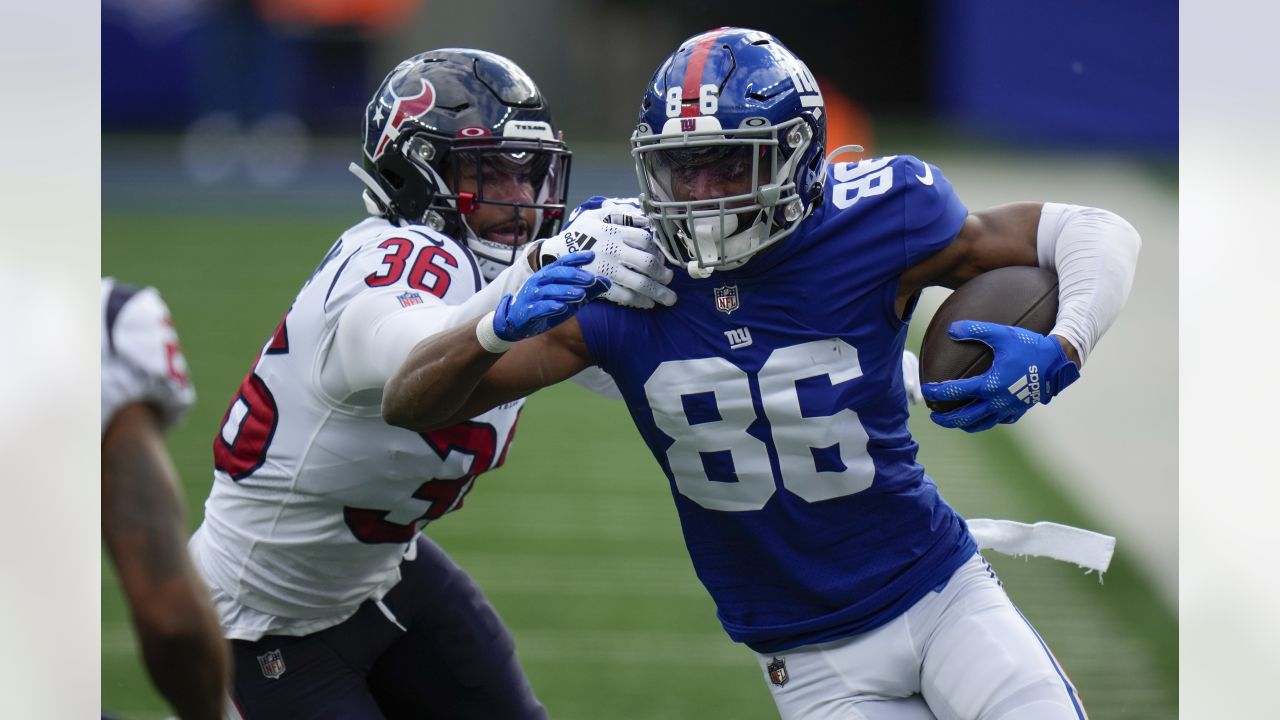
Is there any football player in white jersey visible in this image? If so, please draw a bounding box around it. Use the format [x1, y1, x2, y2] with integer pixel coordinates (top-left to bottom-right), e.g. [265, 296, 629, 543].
[101, 278, 230, 720]
[187, 50, 674, 719]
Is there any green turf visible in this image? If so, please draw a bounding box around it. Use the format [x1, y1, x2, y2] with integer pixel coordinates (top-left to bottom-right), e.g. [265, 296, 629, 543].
[103, 212, 1175, 718]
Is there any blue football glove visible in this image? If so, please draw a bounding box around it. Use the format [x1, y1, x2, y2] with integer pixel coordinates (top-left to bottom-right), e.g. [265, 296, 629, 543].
[920, 321, 1081, 433]
[492, 250, 610, 341]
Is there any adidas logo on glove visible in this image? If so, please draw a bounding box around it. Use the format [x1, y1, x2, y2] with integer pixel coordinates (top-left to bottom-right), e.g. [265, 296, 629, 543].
[1007, 365, 1042, 405]
[561, 230, 597, 253]
[541, 230, 597, 267]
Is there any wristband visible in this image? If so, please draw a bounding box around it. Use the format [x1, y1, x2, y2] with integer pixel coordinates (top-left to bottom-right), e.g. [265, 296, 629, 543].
[475, 311, 514, 354]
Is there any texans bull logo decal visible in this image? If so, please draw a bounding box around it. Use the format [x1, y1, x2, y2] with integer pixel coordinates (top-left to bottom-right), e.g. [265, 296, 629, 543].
[370, 77, 437, 161]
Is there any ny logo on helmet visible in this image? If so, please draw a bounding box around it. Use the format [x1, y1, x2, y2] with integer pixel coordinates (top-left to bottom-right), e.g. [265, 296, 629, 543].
[370, 78, 437, 161]
[782, 55, 823, 109]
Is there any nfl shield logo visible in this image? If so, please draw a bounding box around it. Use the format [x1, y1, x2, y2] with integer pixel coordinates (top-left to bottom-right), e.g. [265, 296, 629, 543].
[258, 649, 286, 680]
[713, 284, 740, 315]
[767, 656, 789, 687]
[397, 291, 423, 308]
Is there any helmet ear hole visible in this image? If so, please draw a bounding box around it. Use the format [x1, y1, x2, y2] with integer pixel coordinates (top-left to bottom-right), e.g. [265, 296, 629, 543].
[379, 167, 406, 191]
[807, 142, 825, 194]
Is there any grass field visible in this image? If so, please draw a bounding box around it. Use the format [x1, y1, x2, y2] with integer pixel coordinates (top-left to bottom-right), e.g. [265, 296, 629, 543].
[102, 208, 1176, 718]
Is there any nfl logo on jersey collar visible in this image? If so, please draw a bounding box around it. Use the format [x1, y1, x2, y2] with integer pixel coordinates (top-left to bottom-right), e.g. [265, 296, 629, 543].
[714, 284, 740, 314]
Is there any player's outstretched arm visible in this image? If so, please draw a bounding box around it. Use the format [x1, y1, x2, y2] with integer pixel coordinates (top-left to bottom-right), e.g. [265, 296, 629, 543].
[904, 201, 1141, 431]
[382, 253, 601, 432]
[321, 211, 674, 405]
[102, 402, 230, 720]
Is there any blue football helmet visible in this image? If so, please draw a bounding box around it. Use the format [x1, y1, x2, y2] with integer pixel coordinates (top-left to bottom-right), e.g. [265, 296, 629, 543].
[351, 49, 571, 279]
[631, 28, 829, 277]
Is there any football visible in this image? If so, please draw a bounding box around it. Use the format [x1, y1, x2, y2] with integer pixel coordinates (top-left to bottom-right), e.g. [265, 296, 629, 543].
[919, 266, 1059, 412]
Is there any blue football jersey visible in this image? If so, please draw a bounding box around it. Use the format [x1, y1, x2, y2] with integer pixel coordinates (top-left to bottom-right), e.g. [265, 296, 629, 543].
[576, 156, 977, 653]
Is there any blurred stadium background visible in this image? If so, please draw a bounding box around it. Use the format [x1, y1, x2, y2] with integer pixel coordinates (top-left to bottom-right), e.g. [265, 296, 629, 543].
[103, 0, 1177, 717]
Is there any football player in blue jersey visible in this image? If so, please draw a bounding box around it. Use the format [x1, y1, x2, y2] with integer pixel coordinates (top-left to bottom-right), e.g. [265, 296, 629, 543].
[382, 28, 1140, 720]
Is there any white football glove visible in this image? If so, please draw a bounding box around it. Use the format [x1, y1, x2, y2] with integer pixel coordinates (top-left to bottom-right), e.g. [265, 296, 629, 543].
[533, 208, 676, 309]
[902, 350, 924, 405]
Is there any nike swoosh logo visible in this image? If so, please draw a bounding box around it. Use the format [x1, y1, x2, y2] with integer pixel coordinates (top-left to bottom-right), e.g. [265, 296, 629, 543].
[915, 162, 934, 186]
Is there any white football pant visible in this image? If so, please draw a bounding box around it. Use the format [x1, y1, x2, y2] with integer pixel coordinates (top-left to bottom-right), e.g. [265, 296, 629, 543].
[755, 553, 1086, 720]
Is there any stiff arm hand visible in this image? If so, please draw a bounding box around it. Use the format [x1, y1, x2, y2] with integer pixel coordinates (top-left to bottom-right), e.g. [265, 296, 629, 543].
[486, 251, 609, 346]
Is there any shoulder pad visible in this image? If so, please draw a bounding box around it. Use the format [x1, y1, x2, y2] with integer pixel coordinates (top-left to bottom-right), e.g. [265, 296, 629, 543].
[815, 155, 969, 270]
[323, 223, 483, 318]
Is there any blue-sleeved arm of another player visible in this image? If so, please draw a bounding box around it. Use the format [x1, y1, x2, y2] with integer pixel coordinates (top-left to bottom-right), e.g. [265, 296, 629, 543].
[563, 196, 645, 229]
[564, 196, 607, 226]
[898, 155, 968, 265]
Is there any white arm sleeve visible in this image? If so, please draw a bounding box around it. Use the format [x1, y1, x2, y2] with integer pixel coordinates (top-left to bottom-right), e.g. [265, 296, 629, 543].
[319, 255, 536, 401]
[1036, 203, 1141, 366]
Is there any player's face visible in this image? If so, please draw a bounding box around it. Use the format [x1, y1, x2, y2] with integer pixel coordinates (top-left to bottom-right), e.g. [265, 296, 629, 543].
[449, 153, 539, 246]
[662, 145, 768, 204]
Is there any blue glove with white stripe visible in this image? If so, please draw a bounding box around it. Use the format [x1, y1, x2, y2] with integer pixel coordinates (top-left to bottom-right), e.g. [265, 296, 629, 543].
[921, 321, 1080, 433]
[492, 251, 610, 341]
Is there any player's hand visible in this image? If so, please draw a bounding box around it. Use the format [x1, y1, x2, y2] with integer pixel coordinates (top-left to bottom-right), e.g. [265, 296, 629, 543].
[538, 206, 676, 309]
[920, 321, 1080, 432]
[493, 251, 610, 341]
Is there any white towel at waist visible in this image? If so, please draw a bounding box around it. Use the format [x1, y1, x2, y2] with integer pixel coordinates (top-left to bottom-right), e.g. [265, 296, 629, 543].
[968, 518, 1115, 574]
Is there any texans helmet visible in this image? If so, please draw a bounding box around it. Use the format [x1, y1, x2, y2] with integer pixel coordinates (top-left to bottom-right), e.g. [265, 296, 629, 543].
[352, 49, 571, 279]
[631, 28, 828, 277]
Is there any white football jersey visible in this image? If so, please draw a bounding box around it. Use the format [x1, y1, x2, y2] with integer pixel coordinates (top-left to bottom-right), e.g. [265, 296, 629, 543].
[189, 218, 524, 640]
[101, 278, 196, 435]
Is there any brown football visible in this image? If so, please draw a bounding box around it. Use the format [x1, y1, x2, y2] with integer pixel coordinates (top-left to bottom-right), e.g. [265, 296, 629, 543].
[919, 266, 1059, 413]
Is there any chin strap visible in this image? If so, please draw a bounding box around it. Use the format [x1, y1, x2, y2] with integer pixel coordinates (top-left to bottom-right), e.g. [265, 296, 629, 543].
[824, 144, 865, 164]
[686, 261, 714, 279]
[349, 163, 393, 215]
